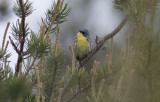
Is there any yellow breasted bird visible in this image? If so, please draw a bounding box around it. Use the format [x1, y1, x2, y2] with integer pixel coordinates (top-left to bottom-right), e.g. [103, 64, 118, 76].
[74, 29, 92, 62]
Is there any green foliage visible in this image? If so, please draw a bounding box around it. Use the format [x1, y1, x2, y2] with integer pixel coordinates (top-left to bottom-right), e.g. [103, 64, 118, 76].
[27, 31, 50, 58]
[121, 16, 160, 102]
[11, 22, 30, 40]
[25, 94, 36, 102]
[87, 79, 105, 102]
[73, 68, 91, 86]
[113, 0, 128, 11]
[42, 44, 65, 101]
[114, 0, 160, 21]
[110, 0, 160, 102]
[42, 1, 71, 33]
[0, 66, 32, 102]
[13, 0, 33, 18]
[1, 0, 71, 101]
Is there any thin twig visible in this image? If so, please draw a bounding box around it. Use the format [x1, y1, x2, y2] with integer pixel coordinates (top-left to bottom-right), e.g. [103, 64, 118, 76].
[60, 17, 127, 102]
[3, 41, 9, 55]
[67, 84, 91, 102]
[60, 74, 74, 101]
[2, 22, 10, 52]
[109, 37, 113, 65]
[4, 55, 9, 78]
[24, 56, 37, 78]
[9, 36, 20, 54]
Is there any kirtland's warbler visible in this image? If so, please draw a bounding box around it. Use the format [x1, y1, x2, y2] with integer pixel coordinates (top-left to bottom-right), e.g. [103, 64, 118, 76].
[74, 29, 92, 62]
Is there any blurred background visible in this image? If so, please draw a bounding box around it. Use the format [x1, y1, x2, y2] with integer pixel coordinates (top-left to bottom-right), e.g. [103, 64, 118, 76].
[0, 0, 127, 70]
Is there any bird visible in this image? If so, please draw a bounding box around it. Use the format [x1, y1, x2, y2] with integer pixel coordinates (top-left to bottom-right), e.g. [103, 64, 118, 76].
[74, 29, 92, 63]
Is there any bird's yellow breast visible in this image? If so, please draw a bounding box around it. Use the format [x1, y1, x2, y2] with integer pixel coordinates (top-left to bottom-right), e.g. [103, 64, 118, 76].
[77, 32, 86, 40]
[75, 32, 91, 60]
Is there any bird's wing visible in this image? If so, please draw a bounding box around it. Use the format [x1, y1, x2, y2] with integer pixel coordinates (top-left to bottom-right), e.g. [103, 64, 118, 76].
[73, 37, 77, 49]
[87, 38, 93, 50]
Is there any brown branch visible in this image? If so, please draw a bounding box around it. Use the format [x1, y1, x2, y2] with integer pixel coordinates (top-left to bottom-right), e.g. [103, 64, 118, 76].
[9, 36, 20, 54]
[60, 74, 74, 100]
[67, 84, 91, 102]
[15, 0, 26, 75]
[23, 51, 28, 56]
[60, 17, 127, 102]
[19, 0, 25, 37]
[80, 17, 127, 68]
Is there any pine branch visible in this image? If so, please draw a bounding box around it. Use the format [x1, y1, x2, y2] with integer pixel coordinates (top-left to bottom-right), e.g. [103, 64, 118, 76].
[3, 41, 9, 57]
[19, 0, 25, 37]
[49, 56, 58, 101]
[24, 56, 37, 78]
[2, 22, 10, 52]
[49, 56, 59, 100]
[43, 0, 70, 35]
[15, 0, 26, 75]
[0, 22, 10, 58]
[60, 17, 127, 102]
[67, 83, 91, 102]
[11, 0, 33, 75]
[80, 17, 127, 67]
[67, 70, 118, 102]
[45, 0, 60, 36]
[9, 36, 20, 54]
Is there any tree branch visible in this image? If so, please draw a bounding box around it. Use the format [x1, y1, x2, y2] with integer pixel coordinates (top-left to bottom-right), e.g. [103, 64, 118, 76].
[67, 71, 118, 102]
[60, 17, 127, 102]
[80, 17, 127, 67]
[2, 22, 10, 52]
[60, 74, 74, 100]
[15, 0, 26, 75]
[23, 56, 37, 79]
[67, 84, 91, 102]
[49, 57, 58, 101]
[19, 0, 26, 37]
[9, 36, 20, 54]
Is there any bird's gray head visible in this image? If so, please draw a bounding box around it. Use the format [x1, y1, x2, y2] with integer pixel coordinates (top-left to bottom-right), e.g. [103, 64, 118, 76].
[79, 29, 89, 37]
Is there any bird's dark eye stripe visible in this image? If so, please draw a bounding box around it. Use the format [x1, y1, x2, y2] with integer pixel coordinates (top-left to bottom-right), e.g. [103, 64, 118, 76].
[79, 29, 89, 36]
[80, 31, 84, 34]
[80, 31, 85, 34]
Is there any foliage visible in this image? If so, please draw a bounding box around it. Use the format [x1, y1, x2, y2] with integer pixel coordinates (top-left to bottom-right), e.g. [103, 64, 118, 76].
[11, 21, 30, 40]
[42, 44, 65, 101]
[42, 0, 71, 33]
[13, 0, 33, 18]
[27, 31, 50, 58]
[110, 0, 160, 102]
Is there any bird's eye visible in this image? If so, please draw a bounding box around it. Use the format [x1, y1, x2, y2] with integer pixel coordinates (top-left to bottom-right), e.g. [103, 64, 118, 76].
[83, 33, 86, 36]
